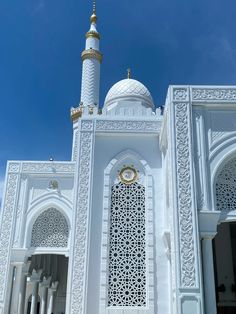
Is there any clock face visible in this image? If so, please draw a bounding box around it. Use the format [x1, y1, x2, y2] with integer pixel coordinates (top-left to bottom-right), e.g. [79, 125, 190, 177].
[119, 166, 138, 184]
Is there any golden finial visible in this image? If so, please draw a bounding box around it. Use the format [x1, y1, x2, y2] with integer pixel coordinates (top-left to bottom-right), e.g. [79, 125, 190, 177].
[127, 68, 131, 79]
[90, 0, 97, 24]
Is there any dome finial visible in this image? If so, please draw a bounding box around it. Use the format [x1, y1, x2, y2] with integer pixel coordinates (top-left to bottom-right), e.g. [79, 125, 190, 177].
[93, 0, 96, 13]
[90, 0, 97, 24]
[127, 68, 131, 79]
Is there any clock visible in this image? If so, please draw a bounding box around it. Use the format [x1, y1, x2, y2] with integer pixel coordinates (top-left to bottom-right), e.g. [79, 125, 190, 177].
[119, 166, 138, 184]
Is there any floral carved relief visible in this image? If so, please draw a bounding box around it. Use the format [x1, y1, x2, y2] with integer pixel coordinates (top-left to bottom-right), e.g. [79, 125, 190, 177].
[173, 88, 188, 101]
[22, 162, 75, 173]
[96, 120, 160, 133]
[175, 103, 196, 288]
[71, 125, 93, 314]
[0, 173, 19, 300]
[192, 88, 236, 101]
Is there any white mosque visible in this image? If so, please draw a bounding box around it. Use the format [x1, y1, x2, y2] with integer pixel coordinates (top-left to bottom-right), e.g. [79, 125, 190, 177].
[1, 4, 236, 314]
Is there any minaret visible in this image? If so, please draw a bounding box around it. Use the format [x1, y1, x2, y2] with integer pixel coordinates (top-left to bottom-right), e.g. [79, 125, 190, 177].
[80, 1, 102, 108]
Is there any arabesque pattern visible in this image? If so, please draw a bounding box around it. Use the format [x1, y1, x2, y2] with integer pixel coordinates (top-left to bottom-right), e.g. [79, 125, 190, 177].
[216, 157, 236, 211]
[31, 208, 69, 247]
[108, 182, 146, 306]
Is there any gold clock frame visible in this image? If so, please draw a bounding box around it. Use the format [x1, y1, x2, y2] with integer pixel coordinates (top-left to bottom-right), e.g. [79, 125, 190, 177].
[119, 166, 138, 185]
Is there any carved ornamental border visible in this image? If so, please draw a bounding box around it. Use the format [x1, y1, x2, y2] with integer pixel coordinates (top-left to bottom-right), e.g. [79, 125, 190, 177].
[70, 120, 94, 314]
[174, 102, 197, 288]
[171, 87, 198, 289]
[95, 119, 161, 133]
[172, 86, 236, 103]
[0, 166, 20, 303]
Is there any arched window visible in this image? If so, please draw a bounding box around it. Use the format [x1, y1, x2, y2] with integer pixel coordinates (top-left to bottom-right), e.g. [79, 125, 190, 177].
[108, 166, 146, 306]
[31, 208, 69, 247]
[215, 157, 236, 211]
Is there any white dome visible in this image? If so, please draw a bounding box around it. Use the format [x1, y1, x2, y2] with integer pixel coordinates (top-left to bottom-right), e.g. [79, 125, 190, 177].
[104, 79, 154, 108]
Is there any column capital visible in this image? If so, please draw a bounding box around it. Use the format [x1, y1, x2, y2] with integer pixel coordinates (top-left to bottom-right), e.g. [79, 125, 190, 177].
[48, 281, 59, 293]
[22, 261, 31, 275]
[40, 276, 51, 288]
[30, 269, 43, 282]
[201, 232, 217, 240]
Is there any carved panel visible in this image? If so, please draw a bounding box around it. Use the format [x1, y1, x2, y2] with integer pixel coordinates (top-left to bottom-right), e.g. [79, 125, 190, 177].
[22, 162, 75, 173]
[215, 157, 236, 211]
[31, 208, 69, 247]
[108, 182, 146, 306]
[0, 172, 19, 301]
[72, 129, 79, 162]
[70, 123, 93, 314]
[192, 88, 236, 101]
[173, 88, 189, 101]
[8, 163, 20, 173]
[96, 120, 161, 133]
[81, 120, 94, 131]
[175, 103, 196, 288]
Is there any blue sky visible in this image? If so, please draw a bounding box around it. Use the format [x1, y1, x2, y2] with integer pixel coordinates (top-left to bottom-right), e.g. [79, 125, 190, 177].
[0, 0, 236, 197]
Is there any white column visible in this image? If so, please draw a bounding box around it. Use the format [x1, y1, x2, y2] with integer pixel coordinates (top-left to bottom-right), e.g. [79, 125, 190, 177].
[18, 262, 31, 314]
[30, 269, 42, 314]
[202, 236, 217, 314]
[39, 277, 51, 314]
[47, 281, 58, 314]
[10, 263, 24, 314]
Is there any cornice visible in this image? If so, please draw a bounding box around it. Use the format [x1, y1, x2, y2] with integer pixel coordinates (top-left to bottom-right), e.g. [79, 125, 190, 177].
[95, 118, 162, 133]
[81, 48, 102, 63]
[7, 161, 75, 175]
[85, 30, 100, 40]
[170, 86, 236, 105]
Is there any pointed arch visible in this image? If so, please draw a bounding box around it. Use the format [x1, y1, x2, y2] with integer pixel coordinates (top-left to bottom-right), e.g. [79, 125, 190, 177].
[99, 149, 154, 313]
[31, 208, 69, 248]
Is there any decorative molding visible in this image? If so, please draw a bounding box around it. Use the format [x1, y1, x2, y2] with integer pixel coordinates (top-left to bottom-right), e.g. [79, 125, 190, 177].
[8, 163, 20, 173]
[21, 162, 75, 174]
[96, 120, 161, 133]
[173, 88, 189, 101]
[70, 121, 93, 314]
[0, 172, 19, 301]
[175, 103, 196, 288]
[211, 131, 225, 145]
[81, 120, 94, 131]
[72, 130, 79, 162]
[192, 88, 236, 102]
[81, 48, 102, 63]
[86, 30, 100, 40]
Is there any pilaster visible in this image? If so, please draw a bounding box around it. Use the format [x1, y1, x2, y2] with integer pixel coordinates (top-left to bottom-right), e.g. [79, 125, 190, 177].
[169, 87, 204, 313]
[0, 162, 21, 313]
[67, 119, 95, 314]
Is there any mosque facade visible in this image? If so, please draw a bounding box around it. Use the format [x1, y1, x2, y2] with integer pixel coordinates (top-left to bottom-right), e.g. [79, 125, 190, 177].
[1, 6, 236, 314]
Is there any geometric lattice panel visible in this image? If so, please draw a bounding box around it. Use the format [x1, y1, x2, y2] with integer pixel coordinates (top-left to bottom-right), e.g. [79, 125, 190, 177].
[216, 157, 236, 211]
[108, 182, 146, 306]
[31, 208, 69, 247]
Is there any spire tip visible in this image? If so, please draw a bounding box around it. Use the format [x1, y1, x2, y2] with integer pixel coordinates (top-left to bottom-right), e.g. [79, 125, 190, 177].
[90, 0, 97, 24]
[127, 68, 131, 79]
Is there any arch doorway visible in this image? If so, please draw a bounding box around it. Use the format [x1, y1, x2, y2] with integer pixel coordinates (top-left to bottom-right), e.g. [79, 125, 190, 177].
[213, 222, 236, 314]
